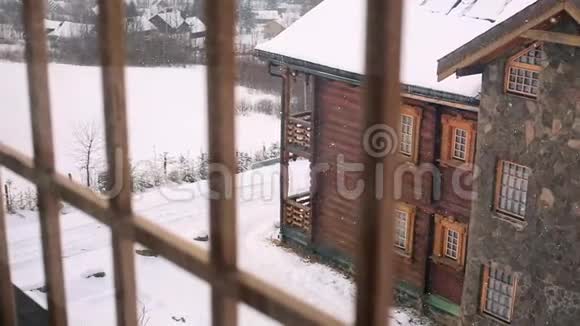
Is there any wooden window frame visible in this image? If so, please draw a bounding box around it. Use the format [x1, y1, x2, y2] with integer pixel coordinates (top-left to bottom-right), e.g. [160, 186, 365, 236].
[479, 264, 518, 324]
[432, 214, 467, 270]
[399, 105, 422, 164]
[444, 228, 460, 260]
[494, 160, 531, 220]
[400, 114, 415, 156]
[393, 203, 415, 258]
[440, 115, 476, 168]
[504, 42, 544, 99]
[452, 127, 468, 161]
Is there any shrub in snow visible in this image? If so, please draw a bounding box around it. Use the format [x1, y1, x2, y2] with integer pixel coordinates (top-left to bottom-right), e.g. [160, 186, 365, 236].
[237, 151, 253, 173]
[193, 230, 209, 242]
[135, 249, 159, 257]
[84, 271, 106, 279]
[255, 98, 281, 116]
[235, 100, 253, 116]
[196, 152, 209, 181]
[194, 235, 209, 242]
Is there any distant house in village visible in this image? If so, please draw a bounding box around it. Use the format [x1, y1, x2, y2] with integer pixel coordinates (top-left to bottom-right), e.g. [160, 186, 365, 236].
[149, 8, 189, 34]
[141, 8, 206, 48]
[255, 0, 580, 325]
[262, 20, 285, 40]
[126, 14, 157, 34]
[44, 19, 62, 34]
[185, 15, 207, 49]
[47, 21, 95, 39]
[254, 10, 281, 24]
[0, 23, 20, 41]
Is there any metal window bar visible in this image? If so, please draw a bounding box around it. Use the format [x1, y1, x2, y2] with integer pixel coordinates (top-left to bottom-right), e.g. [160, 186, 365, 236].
[0, 0, 403, 325]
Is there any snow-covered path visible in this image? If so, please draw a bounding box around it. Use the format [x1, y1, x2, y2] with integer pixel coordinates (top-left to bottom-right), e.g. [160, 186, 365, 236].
[4, 161, 430, 326]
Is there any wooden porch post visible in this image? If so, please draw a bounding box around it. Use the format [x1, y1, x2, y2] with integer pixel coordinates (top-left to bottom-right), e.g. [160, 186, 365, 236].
[280, 68, 292, 236]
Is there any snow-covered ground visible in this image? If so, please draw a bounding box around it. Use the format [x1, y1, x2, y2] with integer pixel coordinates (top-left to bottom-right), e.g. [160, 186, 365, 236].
[0, 62, 280, 188]
[4, 161, 431, 326]
[1, 56, 431, 326]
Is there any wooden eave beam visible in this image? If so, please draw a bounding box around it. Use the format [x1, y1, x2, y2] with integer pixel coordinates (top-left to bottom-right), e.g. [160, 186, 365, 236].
[565, 1, 580, 24]
[521, 29, 580, 47]
[437, 1, 565, 81]
[456, 64, 485, 77]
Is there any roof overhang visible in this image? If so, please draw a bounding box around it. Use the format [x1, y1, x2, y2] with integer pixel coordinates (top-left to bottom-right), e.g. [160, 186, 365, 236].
[255, 49, 480, 111]
[437, 0, 580, 81]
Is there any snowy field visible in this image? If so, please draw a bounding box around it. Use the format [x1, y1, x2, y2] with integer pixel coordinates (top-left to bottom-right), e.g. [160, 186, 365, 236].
[1, 62, 430, 325]
[4, 161, 430, 326]
[0, 62, 280, 188]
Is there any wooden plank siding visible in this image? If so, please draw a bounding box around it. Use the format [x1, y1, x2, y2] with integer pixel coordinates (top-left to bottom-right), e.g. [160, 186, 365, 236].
[313, 78, 365, 257]
[310, 76, 478, 306]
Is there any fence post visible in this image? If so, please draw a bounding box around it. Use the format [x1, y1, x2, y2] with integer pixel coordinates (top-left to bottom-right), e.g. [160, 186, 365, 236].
[3, 184, 10, 213]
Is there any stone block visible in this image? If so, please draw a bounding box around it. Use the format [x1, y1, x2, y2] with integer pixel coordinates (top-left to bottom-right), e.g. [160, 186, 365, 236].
[540, 188, 555, 209]
[568, 139, 580, 150]
[552, 119, 562, 136]
[573, 119, 580, 133]
[525, 120, 535, 145]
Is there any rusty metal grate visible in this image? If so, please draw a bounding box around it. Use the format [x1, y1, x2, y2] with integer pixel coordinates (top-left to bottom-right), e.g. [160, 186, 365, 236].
[0, 1, 402, 325]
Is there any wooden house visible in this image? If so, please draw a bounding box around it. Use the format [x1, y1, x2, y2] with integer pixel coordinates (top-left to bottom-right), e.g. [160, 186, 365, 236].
[148, 8, 190, 35]
[262, 20, 286, 40]
[438, 0, 580, 324]
[255, 0, 550, 324]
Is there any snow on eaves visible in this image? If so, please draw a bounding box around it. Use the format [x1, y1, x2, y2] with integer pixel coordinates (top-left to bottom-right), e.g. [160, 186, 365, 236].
[256, 0, 538, 98]
[185, 16, 206, 34]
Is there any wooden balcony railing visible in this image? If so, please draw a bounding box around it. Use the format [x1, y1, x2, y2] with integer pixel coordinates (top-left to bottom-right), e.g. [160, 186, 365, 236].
[286, 112, 312, 158]
[284, 192, 311, 234]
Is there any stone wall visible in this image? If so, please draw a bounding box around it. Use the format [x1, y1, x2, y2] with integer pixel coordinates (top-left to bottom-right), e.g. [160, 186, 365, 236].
[461, 21, 580, 325]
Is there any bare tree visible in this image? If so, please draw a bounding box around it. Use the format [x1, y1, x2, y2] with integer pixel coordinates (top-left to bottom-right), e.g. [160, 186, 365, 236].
[72, 121, 103, 188]
[138, 301, 151, 326]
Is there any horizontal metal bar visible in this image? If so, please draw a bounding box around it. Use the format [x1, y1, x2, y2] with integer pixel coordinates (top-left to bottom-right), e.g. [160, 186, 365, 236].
[0, 143, 343, 326]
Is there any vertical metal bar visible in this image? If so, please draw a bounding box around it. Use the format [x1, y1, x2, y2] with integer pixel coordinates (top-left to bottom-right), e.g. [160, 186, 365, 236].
[97, 1, 138, 326]
[355, 0, 403, 325]
[205, 0, 238, 325]
[279, 69, 291, 237]
[21, 2, 69, 325]
[0, 172, 17, 326]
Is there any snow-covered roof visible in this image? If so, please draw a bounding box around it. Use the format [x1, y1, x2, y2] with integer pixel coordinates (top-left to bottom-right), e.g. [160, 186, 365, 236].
[127, 15, 157, 32]
[256, 0, 538, 98]
[44, 19, 62, 31]
[185, 16, 206, 34]
[48, 21, 94, 38]
[254, 10, 281, 21]
[154, 9, 185, 29]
